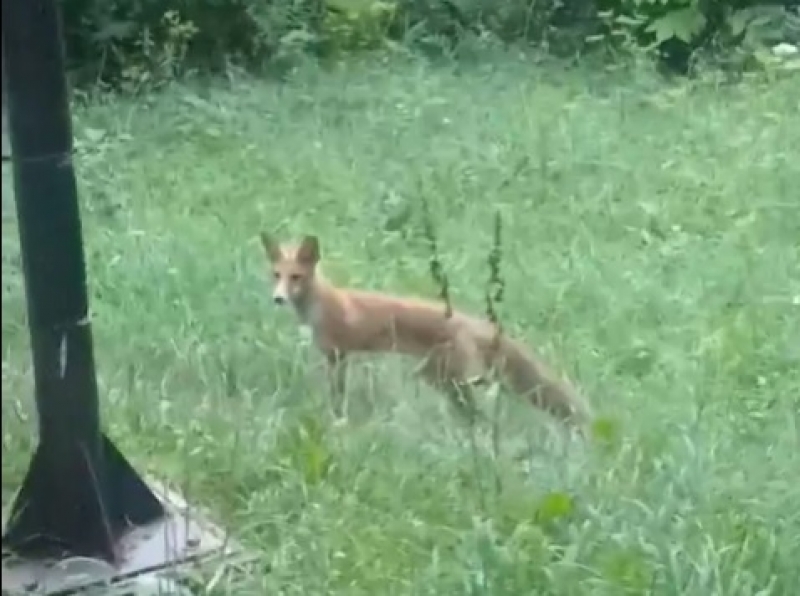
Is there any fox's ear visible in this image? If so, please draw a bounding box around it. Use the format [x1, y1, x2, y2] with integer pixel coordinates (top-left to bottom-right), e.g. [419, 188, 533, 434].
[259, 231, 282, 263]
[297, 235, 320, 265]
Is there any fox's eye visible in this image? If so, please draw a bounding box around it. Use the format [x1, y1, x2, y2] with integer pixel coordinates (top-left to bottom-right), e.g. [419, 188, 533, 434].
[289, 274, 302, 283]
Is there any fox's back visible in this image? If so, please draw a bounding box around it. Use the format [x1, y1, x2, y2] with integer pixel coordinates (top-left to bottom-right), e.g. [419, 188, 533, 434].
[323, 287, 490, 354]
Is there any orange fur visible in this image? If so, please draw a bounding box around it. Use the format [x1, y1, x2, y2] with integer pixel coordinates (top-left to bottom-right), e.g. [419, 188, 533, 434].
[260, 232, 592, 429]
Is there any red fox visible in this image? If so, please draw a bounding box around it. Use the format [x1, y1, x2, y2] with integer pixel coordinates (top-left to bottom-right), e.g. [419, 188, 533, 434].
[259, 232, 592, 430]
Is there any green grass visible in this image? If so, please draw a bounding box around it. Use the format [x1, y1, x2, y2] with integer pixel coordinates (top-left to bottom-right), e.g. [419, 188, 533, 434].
[3, 54, 799, 594]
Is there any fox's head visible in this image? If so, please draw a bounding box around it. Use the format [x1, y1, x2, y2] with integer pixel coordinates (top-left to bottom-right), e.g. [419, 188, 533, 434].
[259, 232, 320, 309]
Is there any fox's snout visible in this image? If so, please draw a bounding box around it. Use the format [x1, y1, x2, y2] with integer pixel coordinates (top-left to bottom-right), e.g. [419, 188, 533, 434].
[272, 281, 291, 306]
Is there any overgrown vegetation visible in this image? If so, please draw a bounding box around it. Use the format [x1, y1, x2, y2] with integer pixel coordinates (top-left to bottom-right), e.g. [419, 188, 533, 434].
[62, 0, 799, 88]
[2, 0, 798, 594]
[3, 55, 799, 592]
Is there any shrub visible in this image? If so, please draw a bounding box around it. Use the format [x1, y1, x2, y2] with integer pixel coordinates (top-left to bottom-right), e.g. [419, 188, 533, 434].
[596, 0, 799, 73]
[57, 0, 799, 87]
[60, 0, 324, 87]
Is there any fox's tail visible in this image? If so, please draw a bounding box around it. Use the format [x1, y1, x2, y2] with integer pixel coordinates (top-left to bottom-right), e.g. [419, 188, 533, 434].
[496, 335, 592, 428]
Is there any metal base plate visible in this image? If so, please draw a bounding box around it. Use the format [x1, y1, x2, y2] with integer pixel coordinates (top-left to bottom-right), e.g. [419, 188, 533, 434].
[2, 478, 255, 595]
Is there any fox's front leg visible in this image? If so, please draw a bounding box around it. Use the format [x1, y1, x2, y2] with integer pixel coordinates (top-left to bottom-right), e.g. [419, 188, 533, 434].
[324, 350, 348, 421]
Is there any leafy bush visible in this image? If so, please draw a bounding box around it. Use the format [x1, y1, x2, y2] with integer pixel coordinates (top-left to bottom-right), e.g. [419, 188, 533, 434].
[57, 0, 799, 87]
[596, 0, 799, 73]
[322, 0, 397, 54]
[60, 0, 324, 87]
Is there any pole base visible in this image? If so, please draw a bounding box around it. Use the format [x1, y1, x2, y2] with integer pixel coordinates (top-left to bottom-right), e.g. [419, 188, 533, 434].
[2, 478, 253, 595]
[2, 434, 165, 563]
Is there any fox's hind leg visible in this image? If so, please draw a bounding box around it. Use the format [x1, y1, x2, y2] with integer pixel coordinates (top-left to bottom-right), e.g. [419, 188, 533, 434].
[418, 339, 484, 425]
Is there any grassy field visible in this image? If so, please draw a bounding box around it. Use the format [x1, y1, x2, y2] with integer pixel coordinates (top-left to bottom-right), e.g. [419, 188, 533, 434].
[3, 54, 799, 594]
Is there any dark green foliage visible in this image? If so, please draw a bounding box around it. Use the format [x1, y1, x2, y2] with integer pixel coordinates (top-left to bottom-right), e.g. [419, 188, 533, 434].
[60, 0, 325, 86]
[595, 0, 798, 73]
[58, 0, 798, 86]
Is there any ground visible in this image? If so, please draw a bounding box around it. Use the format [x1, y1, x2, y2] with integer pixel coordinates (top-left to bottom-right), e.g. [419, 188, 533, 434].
[2, 54, 799, 595]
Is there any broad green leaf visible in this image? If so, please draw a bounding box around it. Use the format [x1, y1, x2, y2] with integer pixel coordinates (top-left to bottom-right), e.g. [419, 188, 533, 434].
[647, 7, 707, 43]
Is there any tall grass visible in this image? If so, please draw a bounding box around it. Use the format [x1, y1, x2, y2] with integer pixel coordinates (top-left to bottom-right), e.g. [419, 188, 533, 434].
[3, 54, 799, 594]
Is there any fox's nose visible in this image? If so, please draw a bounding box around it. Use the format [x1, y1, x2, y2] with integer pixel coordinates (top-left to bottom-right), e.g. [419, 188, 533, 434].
[273, 295, 286, 305]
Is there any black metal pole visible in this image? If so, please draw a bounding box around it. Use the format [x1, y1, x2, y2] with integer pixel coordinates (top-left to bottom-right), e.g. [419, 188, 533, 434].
[2, 0, 164, 563]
